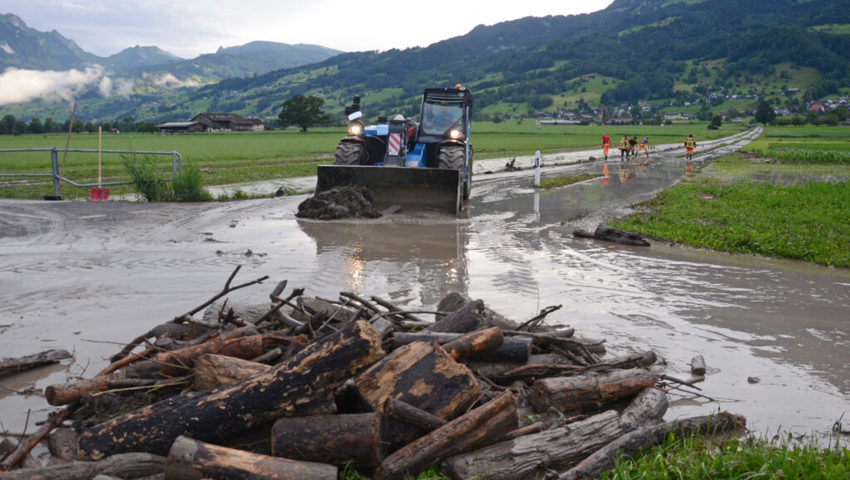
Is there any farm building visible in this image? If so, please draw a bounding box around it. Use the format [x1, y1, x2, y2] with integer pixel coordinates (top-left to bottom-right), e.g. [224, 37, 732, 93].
[191, 113, 264, 132]
[157, 121, 203, 135]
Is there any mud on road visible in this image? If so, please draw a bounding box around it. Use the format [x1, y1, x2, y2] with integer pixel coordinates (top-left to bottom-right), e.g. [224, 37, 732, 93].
[1, 129, 849, 447]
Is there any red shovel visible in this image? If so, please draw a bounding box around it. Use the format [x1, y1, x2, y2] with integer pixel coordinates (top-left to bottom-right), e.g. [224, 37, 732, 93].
[90, 126, 109, 201]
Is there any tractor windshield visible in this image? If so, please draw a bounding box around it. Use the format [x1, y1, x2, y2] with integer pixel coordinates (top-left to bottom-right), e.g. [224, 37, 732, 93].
[421, 100, 464, 135]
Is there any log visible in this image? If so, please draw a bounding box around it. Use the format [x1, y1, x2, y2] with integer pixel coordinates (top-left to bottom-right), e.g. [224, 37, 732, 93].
[393, 331, 531, 363]
[441, 408, 622, 480]
[191, 353, 270, 390]
[152, 330, 264, 376]
[691, 355, 707, 376]
[0, 349, 72, 378]
[78, 320, 384, 459]
[0, 452, 166, 480]
[466, 353, 570, 377]
[573, 223, 650, 247]
[618, 387, 668, 432]
[442, 327, 504, 360]
[48, 427, 79, 460]
[376, 391, 518, 480]
[270, 412, 385, 468]
[352, 341, 481, 449]
[494, 350, 657, 383]
[436, 292, 521, 330]
[166, 435, 336, 480]
[428, 299, 485, 333]
[528, 368, 657, 413]
[560, 412, 747, 480]
[382, 398, 447, 432]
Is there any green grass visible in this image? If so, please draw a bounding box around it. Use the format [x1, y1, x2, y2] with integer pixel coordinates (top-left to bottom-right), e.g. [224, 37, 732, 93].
[537, 173, 597, 189]
[603, 433, 850, 479]
[0, 123, 744, 199]
[611, 176, 850, 267]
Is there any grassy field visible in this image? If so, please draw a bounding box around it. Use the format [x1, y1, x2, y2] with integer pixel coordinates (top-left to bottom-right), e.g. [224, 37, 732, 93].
[603, 432, 849, 479]
[0, 121, 743, 199]
[611, 125, 850, 268]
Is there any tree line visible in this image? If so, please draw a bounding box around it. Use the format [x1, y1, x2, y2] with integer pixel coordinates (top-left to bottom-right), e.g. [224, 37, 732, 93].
[0, 114, 158, 135]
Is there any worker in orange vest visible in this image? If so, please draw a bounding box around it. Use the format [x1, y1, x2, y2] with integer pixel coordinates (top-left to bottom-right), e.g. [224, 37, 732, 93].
[601, 133, 610, 161]
[684, 134, 696, 161]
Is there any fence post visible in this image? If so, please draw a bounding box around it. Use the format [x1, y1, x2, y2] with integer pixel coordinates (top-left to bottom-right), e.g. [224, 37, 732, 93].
[534, 150, 541, 187]
[49, 147, 62, 199]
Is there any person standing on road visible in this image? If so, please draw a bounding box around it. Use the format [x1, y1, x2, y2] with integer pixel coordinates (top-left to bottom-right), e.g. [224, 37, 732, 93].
[638, 136, 650, 161]
[601, 133, 610, 161]
[629, 136, 638, 159]
[618, 135, 629, 161]
[685, 134, 696, 161]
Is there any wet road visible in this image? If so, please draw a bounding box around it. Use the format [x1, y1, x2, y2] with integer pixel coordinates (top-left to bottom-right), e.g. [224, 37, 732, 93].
[1, 128, 848, 444]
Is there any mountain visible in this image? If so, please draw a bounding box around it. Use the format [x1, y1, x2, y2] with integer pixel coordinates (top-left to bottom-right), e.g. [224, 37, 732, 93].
[102, 46, 182, 74]
[2, 0, 850, 125]
[136, 41, 343, 80]
[0, 13, 98, 70]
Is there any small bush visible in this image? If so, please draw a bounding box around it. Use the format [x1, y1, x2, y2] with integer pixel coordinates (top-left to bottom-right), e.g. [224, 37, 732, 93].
[171, 164, 212, 202]
[124, 155, 169, 202]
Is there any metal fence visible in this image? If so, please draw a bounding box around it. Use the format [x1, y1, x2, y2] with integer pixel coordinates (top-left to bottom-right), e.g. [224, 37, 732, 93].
[0, 147, 183, 198]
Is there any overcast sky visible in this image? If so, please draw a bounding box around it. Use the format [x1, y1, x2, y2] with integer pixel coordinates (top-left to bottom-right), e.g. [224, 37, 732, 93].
[1, 1, 614, 58]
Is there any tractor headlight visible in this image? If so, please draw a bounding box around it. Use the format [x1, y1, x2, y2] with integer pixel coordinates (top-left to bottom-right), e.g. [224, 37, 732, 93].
[349, 124, 362, 135]
[449, 129, 463, 140]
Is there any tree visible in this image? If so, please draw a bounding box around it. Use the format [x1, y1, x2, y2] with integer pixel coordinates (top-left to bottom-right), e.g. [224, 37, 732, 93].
[710, 115, 723, 128]
[28, 117, 44, 134]
[754, 99, 776, 125]
[278, 95, 328, 132]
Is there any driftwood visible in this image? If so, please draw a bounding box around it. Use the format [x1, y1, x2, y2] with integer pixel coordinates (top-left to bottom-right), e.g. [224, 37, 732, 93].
[77, 320, 384, 459]
[691, 355, 707, 376]
[382, 398, 447, 432]
[270, 412, 385, 468]
[428, 299, 485, 333]
[442, 409, 622, 480]
[45, 327, 264, 406]
[573, 223, 650, 247]
[376, 391, 518, 480]
[166, 435, 336, 480]
[393, 331, 531, 363]
[0, 405, 77, 472]
[352, 341, 480, 449]
[442, 327, 504, 360]
[494, 351, 656, 383]
[192, 353, 271, 390]
[560, 412, 747, 480]
[0, 452, 166, 480]
[528, 368, 658, 413]
[0, 349, 72, 379]
[618, 387, 669, 432]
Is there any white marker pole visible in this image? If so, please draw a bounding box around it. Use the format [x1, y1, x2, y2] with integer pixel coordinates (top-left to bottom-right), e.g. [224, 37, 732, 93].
[534, 150, 541, 187]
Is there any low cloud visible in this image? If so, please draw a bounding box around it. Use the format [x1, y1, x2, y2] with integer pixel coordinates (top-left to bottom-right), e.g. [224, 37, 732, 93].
[145, 72, 200, 89]
[0, 65, 105, 105]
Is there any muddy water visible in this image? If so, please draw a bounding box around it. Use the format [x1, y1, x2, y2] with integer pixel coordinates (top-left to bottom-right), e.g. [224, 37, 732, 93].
[1, 131, 848, 446]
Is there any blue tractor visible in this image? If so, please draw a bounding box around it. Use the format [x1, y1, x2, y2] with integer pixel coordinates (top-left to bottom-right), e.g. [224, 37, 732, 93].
[316, 86, 473, 214]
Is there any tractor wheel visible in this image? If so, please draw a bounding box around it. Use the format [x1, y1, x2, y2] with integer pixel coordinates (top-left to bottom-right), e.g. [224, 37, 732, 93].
[463, 146, 473, 200]
[334, 141, 363, 165]
[438, 145, 464, 170]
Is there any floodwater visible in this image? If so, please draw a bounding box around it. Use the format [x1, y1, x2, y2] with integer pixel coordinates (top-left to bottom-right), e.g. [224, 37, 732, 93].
[1, 128, 848, 447]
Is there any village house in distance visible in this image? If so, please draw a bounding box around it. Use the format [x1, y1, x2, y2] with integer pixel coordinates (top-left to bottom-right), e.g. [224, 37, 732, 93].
[158, 113, 264, 134]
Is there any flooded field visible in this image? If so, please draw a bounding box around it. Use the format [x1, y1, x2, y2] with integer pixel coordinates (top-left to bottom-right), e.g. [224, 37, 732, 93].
[1, 129, 848, 447]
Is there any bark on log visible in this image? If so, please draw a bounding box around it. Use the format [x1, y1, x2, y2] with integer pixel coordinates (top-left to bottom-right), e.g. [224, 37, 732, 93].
[393, 331, 531, 363]
[191, 353, 270, 390]
[442, 327, 504, 360]
[0, 453, 166, 480]
[166, 435, 336, 480]
[382, 398, 447, 432]
[428, 299, 485, 333]
[441, 408, 622, 480]
[376, 391, 518, 480]
[352, 341, 481, 450]
[78, 320, 384, 459]
[560, 411, 747, 480]
[528, 368, 657, 413]
[691, 355, 707, 376]
[0, 349, 72, 378]
[47, 427, 79, 460]
[494, 351, 657, 383]
[618, 387, 668, 432]
[436, 292, 521, 330]
[270, 412, 385, 468]
[466, 353, 571, 377]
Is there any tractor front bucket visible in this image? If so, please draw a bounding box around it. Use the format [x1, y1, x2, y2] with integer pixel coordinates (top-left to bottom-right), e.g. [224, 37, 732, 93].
[316, 165, 463, 214]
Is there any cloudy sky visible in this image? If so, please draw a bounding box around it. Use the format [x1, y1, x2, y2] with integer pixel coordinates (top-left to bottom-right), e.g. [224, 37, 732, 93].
[1, 0, 614, 58]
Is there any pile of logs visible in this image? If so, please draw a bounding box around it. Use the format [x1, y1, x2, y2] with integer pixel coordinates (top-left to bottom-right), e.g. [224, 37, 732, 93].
[0, 266, 745, 479]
